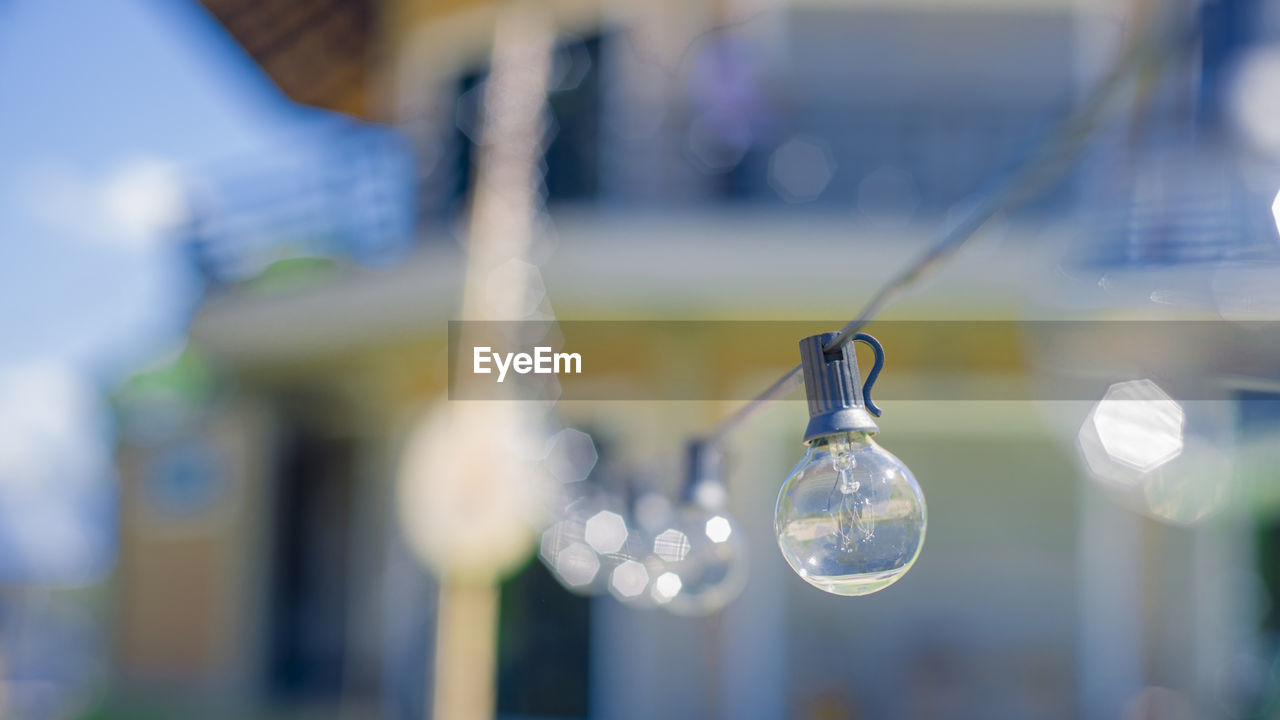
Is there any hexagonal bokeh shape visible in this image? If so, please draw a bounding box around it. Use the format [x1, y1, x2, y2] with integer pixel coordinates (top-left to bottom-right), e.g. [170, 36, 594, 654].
[1273, 187, 1280, 244]
[652, 528, 691, 563]
[768, 136, 835, 203]
[652, 571, 683, 603]
[544, 428, 598, 484]
[554, 542, 601, 587]
[539, 519, 571, 566]
[584, 510, 628, 554]
[1090, 379, 1185, 473]
[704, 515, 733, 544]
[610, 560, 649, 598]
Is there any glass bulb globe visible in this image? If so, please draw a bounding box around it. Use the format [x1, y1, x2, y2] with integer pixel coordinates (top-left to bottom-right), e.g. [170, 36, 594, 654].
[649, 504, 747, 616]
[775, 431, 925, 596]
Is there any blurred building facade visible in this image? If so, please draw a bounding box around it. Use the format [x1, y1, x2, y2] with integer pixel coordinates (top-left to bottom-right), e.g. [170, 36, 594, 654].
[102, 0, 1280, 719]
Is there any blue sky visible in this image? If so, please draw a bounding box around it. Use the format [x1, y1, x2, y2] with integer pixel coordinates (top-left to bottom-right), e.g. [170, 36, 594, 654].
[0, 0, 340, 583]
[0, 0, 324, 376]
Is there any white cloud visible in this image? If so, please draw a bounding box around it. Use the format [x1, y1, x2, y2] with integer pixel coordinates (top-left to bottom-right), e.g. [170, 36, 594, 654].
[0, 361, 109, 491]
[21, 157, 189, 249]
[100, 159, 189, 242]
[0, 361, 115, 584]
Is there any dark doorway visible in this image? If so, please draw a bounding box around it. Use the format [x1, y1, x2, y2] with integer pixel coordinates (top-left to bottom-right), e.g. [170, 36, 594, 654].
[266, 412, 357, 701]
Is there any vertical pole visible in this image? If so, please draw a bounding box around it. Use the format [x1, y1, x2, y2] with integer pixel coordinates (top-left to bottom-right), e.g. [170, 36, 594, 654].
[432, 582, 500, 720]
[425, 4, 553, 719]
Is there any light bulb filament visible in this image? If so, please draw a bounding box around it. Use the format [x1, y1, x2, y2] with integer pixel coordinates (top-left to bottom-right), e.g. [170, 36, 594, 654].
[827, 441, 875, 550]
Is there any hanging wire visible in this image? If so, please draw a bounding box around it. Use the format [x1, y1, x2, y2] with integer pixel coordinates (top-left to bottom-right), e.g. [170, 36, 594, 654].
[701, 15, 1193, 445]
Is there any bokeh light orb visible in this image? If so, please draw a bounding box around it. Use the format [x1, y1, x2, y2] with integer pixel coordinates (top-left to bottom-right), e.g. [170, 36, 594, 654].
[543, 428, 598, 484]
[397, 401, 556, 583]
[1272, 187, 1280, 243]
[606, 490, 676, 610]
[768, 136, 835, 203]
[1090, 379, 1185, 473]
[609, 558, 652, 600]
[540, 489, 631, 595]
[1077, 381, 1232, 525]
[584, 510, 628, 554]
[553, 542, 600, 587]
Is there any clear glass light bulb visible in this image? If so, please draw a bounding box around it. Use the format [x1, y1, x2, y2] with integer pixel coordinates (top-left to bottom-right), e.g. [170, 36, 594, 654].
[775, 431, 925, 596]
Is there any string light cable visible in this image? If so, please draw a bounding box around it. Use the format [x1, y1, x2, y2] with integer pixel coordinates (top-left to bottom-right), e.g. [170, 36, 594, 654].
[701, 16, 1188, 445]
[687, 15, 1197, 597]
[539, 14, 1197, 606]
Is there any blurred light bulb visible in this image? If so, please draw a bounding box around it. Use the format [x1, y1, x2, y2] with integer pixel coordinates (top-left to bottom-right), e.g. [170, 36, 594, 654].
[653, 443, 749, 616]
[655, 503, 748, 614]
[776, 332, 925, 596]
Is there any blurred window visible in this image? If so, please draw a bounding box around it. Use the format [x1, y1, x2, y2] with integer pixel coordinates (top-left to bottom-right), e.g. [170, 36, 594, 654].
[424, 34, 605, 230]
[544, 36, 603, 203]
[265, 418, 360, 701]
[496, 561, 591, 718]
